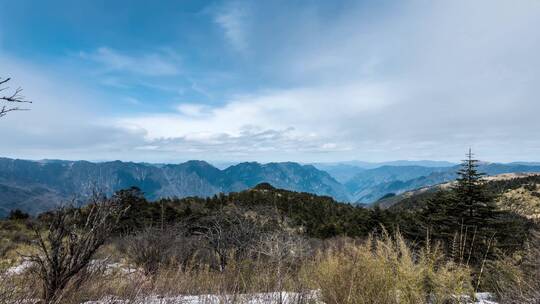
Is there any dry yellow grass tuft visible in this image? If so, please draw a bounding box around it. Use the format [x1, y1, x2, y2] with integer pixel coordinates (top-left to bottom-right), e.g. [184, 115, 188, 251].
[303, 234, 472, 304]
[498, 185, 540, 220]
[1, 231, 477, 304]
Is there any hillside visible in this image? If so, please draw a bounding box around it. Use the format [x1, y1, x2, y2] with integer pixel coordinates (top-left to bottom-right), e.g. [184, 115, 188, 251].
[0, 158, 349, 217]
[376, 173, 540, 213]
[346, 163, 540, 204]
[2, 157, 540, 216]
[345, 165, 453, 203]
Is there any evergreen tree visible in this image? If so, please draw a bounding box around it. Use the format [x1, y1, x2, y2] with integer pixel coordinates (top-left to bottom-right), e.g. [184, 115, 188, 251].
[452, 149, 497, 226]
[419, 190, 455, 236]
[412, 150, 504, 266]
[8, 208, 30, 220]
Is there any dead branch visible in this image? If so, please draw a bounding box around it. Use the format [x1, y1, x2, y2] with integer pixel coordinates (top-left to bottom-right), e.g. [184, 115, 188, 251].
[0, 77, 32, 117]
[26, 195, 125, 303]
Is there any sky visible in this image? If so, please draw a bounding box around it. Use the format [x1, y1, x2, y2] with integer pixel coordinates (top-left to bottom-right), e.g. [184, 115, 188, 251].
[1, 0, 540, 163]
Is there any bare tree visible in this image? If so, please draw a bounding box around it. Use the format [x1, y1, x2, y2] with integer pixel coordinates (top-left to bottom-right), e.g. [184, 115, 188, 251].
[254, 230, 310, 299]
[198, 206, 265, 272]
[26, 196, 125, 303]
[119, 224, 194, 275]
[0, 77, 31, 117]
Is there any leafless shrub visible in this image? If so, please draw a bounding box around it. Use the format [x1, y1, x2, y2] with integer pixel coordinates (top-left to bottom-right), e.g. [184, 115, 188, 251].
[252, 230, 311, 300]
[197, 206, 268, 271]
[25, 195, 125, 303]
[118, 225, 197, 275]
[255, 231, 311, 264]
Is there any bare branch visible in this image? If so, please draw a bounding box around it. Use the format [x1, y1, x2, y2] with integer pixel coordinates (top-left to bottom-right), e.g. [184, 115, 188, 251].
[26, 195, 126, 303]
[0, 77, 32, 118]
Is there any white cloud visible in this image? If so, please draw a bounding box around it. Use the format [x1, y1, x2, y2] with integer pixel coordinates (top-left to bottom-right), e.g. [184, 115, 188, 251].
[118, 82, 393, 145]
[114, 0, 540, 162]
[80, 47, 180, 76]
[176, 103, 212, 117]
[2, 0, 540, 163]
[214, 1, 250, 52]
[0, 54, 147, 161]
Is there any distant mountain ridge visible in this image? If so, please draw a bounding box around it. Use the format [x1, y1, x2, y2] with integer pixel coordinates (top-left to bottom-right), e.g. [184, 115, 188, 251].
[375, 173, 540, 211]
[1, 157, 540, 217]
[0, 157, 348, 216]
[345, 163, 540, 204]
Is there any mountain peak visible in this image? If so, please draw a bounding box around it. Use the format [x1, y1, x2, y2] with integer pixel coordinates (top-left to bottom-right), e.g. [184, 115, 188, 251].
[181, 160, 215, 168]
[0, 157, 350, 216]
[253, 182, 276, 191]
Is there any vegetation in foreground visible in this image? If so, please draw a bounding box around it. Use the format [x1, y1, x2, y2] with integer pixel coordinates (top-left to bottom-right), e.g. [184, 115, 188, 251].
[0, 154, 539, 303]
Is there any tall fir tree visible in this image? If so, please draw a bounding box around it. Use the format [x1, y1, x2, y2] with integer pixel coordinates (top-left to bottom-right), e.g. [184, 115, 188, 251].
[414, 149, 532, 267]
[413, 150, 501, 266]
[452, 148, 496, 226]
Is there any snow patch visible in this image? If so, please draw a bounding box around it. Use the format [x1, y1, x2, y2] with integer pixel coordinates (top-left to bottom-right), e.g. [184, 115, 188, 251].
[4, 260, 33, 275]
[83, 290, 323, 304]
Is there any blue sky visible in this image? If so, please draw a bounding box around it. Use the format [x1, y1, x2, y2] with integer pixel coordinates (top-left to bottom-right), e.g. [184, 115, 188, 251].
[1, 0, 540, 163]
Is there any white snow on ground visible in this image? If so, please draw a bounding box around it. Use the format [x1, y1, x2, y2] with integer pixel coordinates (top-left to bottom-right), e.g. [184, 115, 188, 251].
[83, 290, 323, 304]
[3, 260, 499, 304]
[453, 292, 498, 304]
[88, 259, 139, 275]
[3, 259, 137, 277]
[473, 292, 498, 304]
[83, 291, 498, 304]
[4, 259, 33, 275]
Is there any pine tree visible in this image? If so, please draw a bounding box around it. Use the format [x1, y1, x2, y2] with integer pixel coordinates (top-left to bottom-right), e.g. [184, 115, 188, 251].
[415, 150, 502, 265]
[452, 148, 496, 226]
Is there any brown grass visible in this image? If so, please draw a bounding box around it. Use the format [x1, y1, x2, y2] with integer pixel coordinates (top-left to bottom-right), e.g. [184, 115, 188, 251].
[482, 230, 540, 303]
[302, 234, 472, 304]
[1, 231, 477, 304]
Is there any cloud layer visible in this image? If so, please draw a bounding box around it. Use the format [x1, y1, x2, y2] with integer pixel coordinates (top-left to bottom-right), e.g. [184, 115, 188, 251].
[1, 0, 540, 162]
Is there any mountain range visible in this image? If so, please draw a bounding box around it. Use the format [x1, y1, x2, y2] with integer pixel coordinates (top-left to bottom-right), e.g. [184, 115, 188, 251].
[0, 158, 346, 216]
[340, 163, 540, 204]
[1, 157, 540, 217]
[375, 173, 540, 212]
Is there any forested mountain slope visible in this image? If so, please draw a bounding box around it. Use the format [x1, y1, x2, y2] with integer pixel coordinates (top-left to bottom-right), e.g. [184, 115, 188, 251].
[0, 158, 348, 217]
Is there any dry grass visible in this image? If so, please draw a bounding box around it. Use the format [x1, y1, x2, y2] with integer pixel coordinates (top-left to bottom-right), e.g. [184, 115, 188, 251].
[482, 230, 540, 303]
[498, 185, 540, 220]
[1, 231, 477, 304]
[0, 266, 41, 302]
[0, 220, 34, 270]
[302, 234, 472, 304]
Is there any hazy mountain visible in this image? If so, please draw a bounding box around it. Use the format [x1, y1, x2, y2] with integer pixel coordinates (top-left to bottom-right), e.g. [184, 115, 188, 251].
[508, 162, 540, 166]
[317, 160, 457, 171]
[480, 163, 540, 175]
[2, 157, 540, 216]
[369, 160, 457, 168]
[311, 163, 365, 183]
[222, 162, 349, 202]
[349, 163, 540, 204]
[376, 173, 540, 211]
[0, 158, 349, 216]
[345, 165, 452, 203]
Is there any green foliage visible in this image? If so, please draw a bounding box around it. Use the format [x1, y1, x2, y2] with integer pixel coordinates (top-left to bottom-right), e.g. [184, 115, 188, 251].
[17, 154, 534, 276]
[111, 185, 376, 239]
[7, 209, 30, 220]
[106, 164, 533, 270]
[396, 152, 534, 270]
[452, 150, 496, 225]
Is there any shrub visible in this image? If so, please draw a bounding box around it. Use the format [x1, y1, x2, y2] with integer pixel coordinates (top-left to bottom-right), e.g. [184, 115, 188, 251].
[303, 233, 472, 304]
[118, 225, 195, 275]
[483, 230, 540, 303]
[8, 209, 30, 220]
[27, 197, 125, 303]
